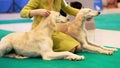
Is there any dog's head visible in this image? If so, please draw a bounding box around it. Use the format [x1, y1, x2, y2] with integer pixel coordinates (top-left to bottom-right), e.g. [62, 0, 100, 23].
[50, 11, 68, 23]
[78, 8, 100, 21]
[56, 15, 68, 23]
[47, 11, 67, 31]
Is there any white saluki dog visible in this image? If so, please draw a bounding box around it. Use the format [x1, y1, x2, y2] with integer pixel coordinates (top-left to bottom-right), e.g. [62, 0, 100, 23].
[57, 8, 117, 54]
[0, 11, 84, 60]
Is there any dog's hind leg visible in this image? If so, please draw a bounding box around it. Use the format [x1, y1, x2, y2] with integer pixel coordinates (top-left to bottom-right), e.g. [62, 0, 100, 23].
[0, 38, 13, 57]
[4, 53, 28, 59]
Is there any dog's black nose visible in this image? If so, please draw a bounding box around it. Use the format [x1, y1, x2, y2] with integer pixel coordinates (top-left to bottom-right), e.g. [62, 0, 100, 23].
[98, 12, 101, 15]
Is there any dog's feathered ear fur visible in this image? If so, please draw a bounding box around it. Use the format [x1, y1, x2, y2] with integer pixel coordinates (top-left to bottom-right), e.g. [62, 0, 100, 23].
[47, 11, 58, 30]
[48, 17, 56, 28]
[75, 11, 84, 21]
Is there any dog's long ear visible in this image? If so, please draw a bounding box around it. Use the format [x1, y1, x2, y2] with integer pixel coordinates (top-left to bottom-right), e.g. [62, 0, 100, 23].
[48, 13, 57, 30]
[49, 11, 57, 24]
[75, 11, 84, 21]
[49, 18, 56, 28]
[50, 14, 56, 26]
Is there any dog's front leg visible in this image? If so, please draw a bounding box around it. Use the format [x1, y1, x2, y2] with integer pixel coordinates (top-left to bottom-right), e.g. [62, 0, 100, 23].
[38, 39, 84, 60]
[87, 42, 117, 52]
[77, 29, 117, 54]
[85, 30, 117, 54]
[42, 51, 84, 60]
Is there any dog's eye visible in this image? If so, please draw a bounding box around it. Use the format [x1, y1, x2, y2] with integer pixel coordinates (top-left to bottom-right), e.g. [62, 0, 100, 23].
[89, 10, 91, 12]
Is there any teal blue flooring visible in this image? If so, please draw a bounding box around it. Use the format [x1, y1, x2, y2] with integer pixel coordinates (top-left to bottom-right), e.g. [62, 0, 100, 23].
[0, 49, 119, 68]
[0, 19, 32, 24]
[94, 13, 120, 31]
[0, 29, 14, 40]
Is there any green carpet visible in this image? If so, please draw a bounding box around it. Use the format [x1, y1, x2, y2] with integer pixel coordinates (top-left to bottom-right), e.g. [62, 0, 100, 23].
[0, 51, 119, 68]
[94, 14, 120, 31]
[0, 19, 32, 24]
[0, 29, 14, 40]
[0, 29, 120, 68]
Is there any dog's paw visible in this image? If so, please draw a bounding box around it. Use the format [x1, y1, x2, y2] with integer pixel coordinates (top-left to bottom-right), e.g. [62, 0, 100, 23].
[100, 50, 114, 55]
[65, 55, 84, 61]
[106, 48, 118, 52]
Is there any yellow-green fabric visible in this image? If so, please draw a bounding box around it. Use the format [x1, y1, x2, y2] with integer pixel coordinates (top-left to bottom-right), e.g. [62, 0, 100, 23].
[20, 0, 80, 52]
[52, 31, 79, 51]
[20, 0, 79, 28]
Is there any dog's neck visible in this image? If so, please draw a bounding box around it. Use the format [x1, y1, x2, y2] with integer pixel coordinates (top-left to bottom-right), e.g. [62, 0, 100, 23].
[74, 11, 91, 29]
[74, 12, 85, 27]
[32, 17, 53, 37]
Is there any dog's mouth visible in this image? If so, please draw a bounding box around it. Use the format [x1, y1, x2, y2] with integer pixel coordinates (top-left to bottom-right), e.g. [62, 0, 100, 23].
[87, 18, 92, 21]
[86, 12, 100, 21]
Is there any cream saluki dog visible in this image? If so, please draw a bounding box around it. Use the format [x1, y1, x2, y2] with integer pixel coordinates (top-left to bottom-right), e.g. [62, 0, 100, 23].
[0, 11, 84, 60]
[57, 8, 117, 54]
